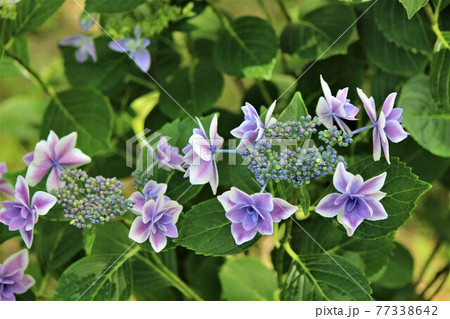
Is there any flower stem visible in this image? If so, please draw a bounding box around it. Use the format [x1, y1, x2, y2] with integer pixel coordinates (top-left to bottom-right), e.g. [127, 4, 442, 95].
[276, 218, 292, 287]
[276, 0, 292, 22]
[424, 2, 450, 50]
[257, 0, 273, 23]
[415, 239, 442, 287]
[350, 124, 375, 136]
[260, 180, 269, 193]
[214, 149, 238, 154]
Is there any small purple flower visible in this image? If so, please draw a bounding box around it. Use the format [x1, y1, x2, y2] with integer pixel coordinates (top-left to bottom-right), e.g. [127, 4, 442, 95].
[0, 249, 35, 301]
[23, 131, 91, 191]
[316, 162, 388, 236]
[79, 12, 96, 32]
[0, 163, 14, 197]
[128, 194, 182, 252]
[59, 34, 97, 63]
[231, 101, 277, 150]
[182, 115, 223, 195]
[143, 137, 185, 172]
[357, 89, 409, 164]
[129, 180, 169, 213]
[218, 187, 297, 245]
[316, 75, 359, 132]
[109, 26, 151, 73]
[0, 176, 57, 248]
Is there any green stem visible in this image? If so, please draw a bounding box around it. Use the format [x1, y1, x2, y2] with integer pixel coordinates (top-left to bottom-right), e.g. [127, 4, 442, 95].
[146, 251, 203, 301]
[424, 3, 450, 49]
[276, 218, 292, 287]
[125, 73, 156, 90]
[417, 263, 450, 300]
[276, 0, 292, 22]
[415, 239, 442, 287]
[36, 273, 51, 299]
[257, 0, 273, 23]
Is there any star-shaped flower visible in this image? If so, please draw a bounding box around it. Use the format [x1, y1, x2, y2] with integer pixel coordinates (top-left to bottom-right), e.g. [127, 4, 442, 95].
[128, 194, 182, 252]
[59, 34, 97, 63]
[129, 180, 169, 213]
[357, 89, 409, 164]
[316, 162, 388, 236]
[231, 101, 276, 150]
[23, 131, 91, 191]
[0, 249, 35, 301]
[0, 176, 57, 248]
[316, 75, 359, 132]
[218, 187, 297, 245]
[109, 26, 151, 72]
[182, 115, 223, 195]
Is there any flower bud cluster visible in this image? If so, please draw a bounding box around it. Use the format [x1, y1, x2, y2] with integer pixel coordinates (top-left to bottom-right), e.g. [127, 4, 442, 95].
[131, 170, 152, 192]
[52, 169, 133, 228]
[318, 126, 353, 147]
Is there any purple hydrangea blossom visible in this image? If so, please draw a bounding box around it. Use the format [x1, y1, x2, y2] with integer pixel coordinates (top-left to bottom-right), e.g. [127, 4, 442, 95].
[231, 101, 277, 150]
[142, 137, 185, 172]
[59, 34, 97, 63]
[316, 75, 359, 132]
[129, 180, 169, 213]
[357, 89, 409, 164]
[0, 176, 57, 248]
[23, 131, 91, 191]
[0, 249, 35, 301]
[109, 26, 151, 72]
[316, 162, 388, 236]
[218, 187, 297, 245]
[0, 163, 14, 197]
[182, 115, 223, 195]
[128, 194, 182, 252]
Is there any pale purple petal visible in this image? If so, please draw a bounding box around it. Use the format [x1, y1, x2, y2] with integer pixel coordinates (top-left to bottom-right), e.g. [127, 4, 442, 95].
[381, 93, 397, 118]
[47, 131, 59, 150]
[251, 193, 273, 213]
[346, 175, 364, 194]
[358, 172, 386, 195]
[256, 212, 273, 235]
[128, 217, 151, 243]
[364, 198, 388, 221]
[161, 200, 182, 223]
[265, 100, 277, 127]
[84, 39, 97, 62]
[188, 158, 214, 186]
[343, 103, 359, 119]
[25, 162, 51, 187]
[163, 223, 178, 238]
[31, 191, 57, 216]
[0, 180, 14, 197]
[11, 275, 35, 294]
[58, 149, 91, 168]
[59, 35, 84, 47]
[372, 128, 382, 161]
[225, 206, 247, 223]
[54, 132, 77, 161]
[75, 48, 89, 63]
[14, 177, 29, 207]
[150, 229, 167, 253]
[2, 250, 28, 277]
[357, 88, 377, 124]
[109, 39, 131, 52]
[333, 162, 353, 193]
[231, 222, 258, 245]
[320, 75, 333, 105]
[384, 120, 408, 143]
[46, 167, 64, 191]
[229, 187, 252, 206]
[271, 198, 297, 222]
[217, 191, 235, 211]
[143, 180, 167, 200]
[316, 97, 333, 128]
[242, 213, 258, 231]
[19, 228, 33, 249]
[386, 108, 403, 122]
[129, 192, 146, 213]
[0, 163, 7, 174]
[336, 88, 349, 102]
[22, 152, 34, 166]
[316, 193, 343, 218]
[8, 216, 27, 231]
[133, 48, 151, 72]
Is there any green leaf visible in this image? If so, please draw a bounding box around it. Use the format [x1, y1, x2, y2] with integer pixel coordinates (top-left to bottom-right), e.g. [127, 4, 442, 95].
[430, 47, 450, 110]
[278, 91, 308, 122]
[184, 255, 222, 300]
[91, 222, 135, 255]
[166, 172, 204, 205]
[53, 251, 135, 301]
[214, 16, 278, 80]
[34, 220, 83, 274]
[41, 87, 114, 157]
[158, 61, 223, 119]
[219, 258, 277, 300]
[60, 38, 132, 96]
[371, 70, 405, 107]
[376, 243, 414, 288]
[282, 254, 372, 301]
[85, 0, 145, 13]
[176, 199, 259, 256]
[374, 0, 434, 55]
[399, 0, 428, 19]
[399, 74, 450, 157]
[0, 224, 18, 245]
[343, 157, 431, 239]
[280, 4, 356, 61]
[358, 12, 428, 76]
[220, 157, 262, 194]
[1, 0, 64, 39]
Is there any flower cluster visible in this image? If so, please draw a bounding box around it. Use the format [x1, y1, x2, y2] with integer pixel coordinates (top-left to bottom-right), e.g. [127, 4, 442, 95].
[0, 250, 34, 301]
[241, 117, 349, 187]
[52, 169, 133, 229]
[131, 170, 152, 192]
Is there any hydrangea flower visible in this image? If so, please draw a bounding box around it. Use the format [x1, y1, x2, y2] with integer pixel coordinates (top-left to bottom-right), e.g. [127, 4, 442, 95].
[129, 194, 182, 252]
[109, 26, 151, 72]
[218, 187, 297, 245]
[0, 176, 57, 248]
[143, 137, 184, 172]
[316, 75, 359, 132]
[129, 180, 169, 213]
[52, 169, 132, 229]
[0, 249, 35, 301]
[357, 89, 409, 164]
[231, 101, 276, 150]
[59, 34, 97, 63]
[182, 115, 223, 195]
[316, 162, 388, 236]
[0, 163, 14, 197]
[23, 131, 91, 191]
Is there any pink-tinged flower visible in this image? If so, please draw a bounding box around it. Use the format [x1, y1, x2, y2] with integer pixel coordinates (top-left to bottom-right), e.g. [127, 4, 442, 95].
[316, 75, 359, 132]
[0, 249, 35, 301]
[128, 194, 182, 252]
[357, 89, 409, 164]
[23, 131, 91, 191]
[218, 187, 297, 245]
[182, 115, 223, 195]
[316, 162, 388, 236]
[231, 101, 277, 150]
[0, 176, 57, 248]
[109, 26, 151, 73]
[59, 34, 97, 63]
[0, 163, 14, 197]
[129, 180, 169, 213]
[143, 137, 185, 172]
